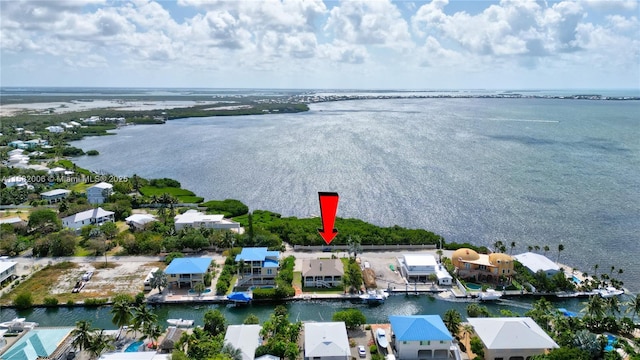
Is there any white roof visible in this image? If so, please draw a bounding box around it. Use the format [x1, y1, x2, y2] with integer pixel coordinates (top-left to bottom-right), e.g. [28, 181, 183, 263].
[513, 252, 560, 273]
[304, 322, 350, 358]
[0, 217, 24, 225]
[125, 214, 157, 224]
[174, 210, 224, 224]
[403, 253, 437, 267]
[41, 189, 71, 197]
[224, 325, 262, 360]
[99, 353, 170, 360]
[468, 317, 559, 350]
[63, 207, 114, 223]
[3, 176, 27, 184]
[89, 182, 113, 190]
[0, 262, 17, 274]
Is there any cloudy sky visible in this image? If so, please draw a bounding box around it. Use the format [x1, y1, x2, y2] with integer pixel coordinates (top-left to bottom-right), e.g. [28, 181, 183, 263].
[1, 0, 638, 89]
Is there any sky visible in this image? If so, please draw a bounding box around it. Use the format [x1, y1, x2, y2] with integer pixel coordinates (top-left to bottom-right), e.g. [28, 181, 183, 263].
[1, 0, 639, 89]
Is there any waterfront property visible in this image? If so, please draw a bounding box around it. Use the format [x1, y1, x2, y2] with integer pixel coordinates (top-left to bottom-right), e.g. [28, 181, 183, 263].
[235, 247, 280, 288]
[467, 317, 559, 360]
[40, 189, 71, 204]
[61, 207, 115, 230]
[304, 322, 350, 360]
[164, 257, 212, 289]
[302, 258, 344, 288]
[452, 248, 514, 284]
[389, 315, 458, 360]
[224, 324, 263, 360]
[397, 254, 452, 285]
[513, 252, 561, 277]
[0, 327, 75, 360]
[125, 213, 158, 231]
[86, 181, 113, 204]
[173, 209, 242, 232]
[0, 261, 17, 286]
[159, 326, 183, 353]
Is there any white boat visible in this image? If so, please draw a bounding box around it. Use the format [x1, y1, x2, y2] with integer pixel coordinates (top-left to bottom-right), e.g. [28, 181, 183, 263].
[479, 289, 502, 301]
[360, 290, 389, 304]
[167, 319, 194, 327]
[376, 328, 389, 348]
[0, 317, 38, 331]
[597, 287, 624, 298]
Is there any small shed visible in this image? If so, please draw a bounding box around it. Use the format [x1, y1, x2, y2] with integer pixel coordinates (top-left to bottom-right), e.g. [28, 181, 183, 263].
[160, 326, 184, 353]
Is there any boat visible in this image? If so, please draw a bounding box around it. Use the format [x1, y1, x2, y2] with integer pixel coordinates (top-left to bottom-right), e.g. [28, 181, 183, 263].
[478, 289, 502, 301]
[376, 328, 389, 349]
[360, 290, 389, 304]
[227, 292, 253, 305]
[597, 286, 624, 298]
[0, 317, 38, 331]
[166, 319, 194, 327]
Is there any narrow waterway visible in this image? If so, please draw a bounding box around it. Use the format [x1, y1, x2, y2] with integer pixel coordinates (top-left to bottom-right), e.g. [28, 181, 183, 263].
[0, 294, 594, 329]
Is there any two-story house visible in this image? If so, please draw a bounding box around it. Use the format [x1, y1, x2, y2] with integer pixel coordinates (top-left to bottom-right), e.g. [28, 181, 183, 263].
[86, 182, 113, 204]
[0, 261, 17, 286]
[389, 315, 458, 360]
[302, 258, 344, 288]
[164, 257, 213, 289]
[235, 247, 280, 288]
[452, 248, 514, 284]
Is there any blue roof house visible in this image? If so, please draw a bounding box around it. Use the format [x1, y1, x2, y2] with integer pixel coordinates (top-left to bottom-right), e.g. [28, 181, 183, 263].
[235, 247, 280, 288]
[389, 315, 458, 360]
[164, 257, 213, 289]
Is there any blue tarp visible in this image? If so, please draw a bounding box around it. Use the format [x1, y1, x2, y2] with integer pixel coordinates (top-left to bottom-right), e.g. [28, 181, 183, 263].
[227, 292, 252, 302]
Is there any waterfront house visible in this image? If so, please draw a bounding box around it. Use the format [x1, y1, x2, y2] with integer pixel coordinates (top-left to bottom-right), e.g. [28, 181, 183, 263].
[224, 324, 262, 360]
[8, 140, 27, 149]
[24, 138, 48, 148]
[389, 315, 458, 360]
[397, 254, 452, 285]
[159, 326, 184, 354]
[452, 248, 514, 283]
[0, 261, 17, 286]
[0, 327, 75, 360]
[61, 207, 115, 230]
[125, 213, 158, 231]
[513, 252, 561, 277]
[45, 125, 64, 133]
[40, 189, 71, 204]
[467, 317, 559, 360]
[174, 209, 242, 232]
[235, 247, 280, 288]
[164, 257, 212, 289]
[86, 182, 113, 204]
[304, 322, 350, 360]
[302, 258, 344, 288]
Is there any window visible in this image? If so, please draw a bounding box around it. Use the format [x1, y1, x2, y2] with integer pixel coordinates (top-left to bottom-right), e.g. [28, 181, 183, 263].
[465, 263, 471, 269]
[479, 265, 487, 270]
[267, 269, 272, 275]
[420, 340, 430, 345]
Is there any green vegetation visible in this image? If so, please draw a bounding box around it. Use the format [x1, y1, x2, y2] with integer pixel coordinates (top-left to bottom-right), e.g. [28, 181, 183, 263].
[202, 199, 249, 217]
[140, 185, 203, 203]
[13, 292, 33, 309]
[86, 150, 99, 156]
[256, 305, 301, 360]
[332, 308, 366, 329]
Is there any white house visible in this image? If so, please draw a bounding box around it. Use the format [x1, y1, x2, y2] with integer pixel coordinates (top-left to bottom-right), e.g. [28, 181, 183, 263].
[125, 214, 157, 231]
[45, 125, 64, 133]
[62, 207, 115, 230]
[86, 182, 113, 204]
[390, 315, 458, 360]
[513, 252, 561, 277]
[0, 261, 17, 286]
[224, 325, 262, 360]
[397, 253, 452, 285]
[41, 189, 71, 204]
[3, 176, 31, 189]
[468, 317, 559, 360]
[304, 322, 350, 360]
[174, 209, 241, 232]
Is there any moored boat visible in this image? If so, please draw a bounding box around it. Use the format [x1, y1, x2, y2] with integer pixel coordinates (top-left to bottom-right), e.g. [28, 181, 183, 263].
[360, 290, 389, 304]
[376, 328, 389, 348]
[166, 319, 194, 327]
[597, 286, 624, 298]
[478, 289, 502, 301]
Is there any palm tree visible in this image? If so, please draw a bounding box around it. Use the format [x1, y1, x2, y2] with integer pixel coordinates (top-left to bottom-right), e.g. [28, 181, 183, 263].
[87, 330, 114, 359]
[143, 323, 163, 350]
[111, 299, 133, 340]
[624, 294, 640, 321]
[347, 236, 362, 259]
[593, 264, 599, 278]
[509, 241, 516, 255]
[557, 244, 564, 263]
[71, 320, 94, 352]
[493, 241, 504, 253]
[534, 245, 540, 253]
[460, 323, 474, 341]
[436, 249, 443, 263]
[221, 343, 243, 360]
[543, 245, 550, 256]
[149, 269, 168, 293]
[605, 296, 621, 316]
[194, 282, 206, 296]
[131, 304, 158, 339]
[443, 309, 462, 339]
[527, 245, 534, 252]
[582, 295, 606, 319]
[237, 258, 247, 278]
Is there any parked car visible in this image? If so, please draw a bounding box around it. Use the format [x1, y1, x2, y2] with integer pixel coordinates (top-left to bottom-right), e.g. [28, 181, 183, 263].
[82, 271, 93, 281]
[358, 345, 366, 358]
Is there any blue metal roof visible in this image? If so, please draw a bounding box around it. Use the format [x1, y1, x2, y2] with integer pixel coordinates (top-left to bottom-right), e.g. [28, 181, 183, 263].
[390, 315, 453, 341]
[235, 247, 280, 261]
[264, 259, 279, 268]
[164, 257, 212, 275]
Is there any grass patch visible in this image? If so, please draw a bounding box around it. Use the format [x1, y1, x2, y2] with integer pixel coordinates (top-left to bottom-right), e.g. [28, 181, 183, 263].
[74, 246, 93, 256]
[139, 186, 203, 203]
[293, 271, 302, 289]
[92, 262, 119, 269]
[69, 182, 90, 193]
[227, 275, 238, 295]
[302, 287, 344, 294]
[0, 262, 78, 305]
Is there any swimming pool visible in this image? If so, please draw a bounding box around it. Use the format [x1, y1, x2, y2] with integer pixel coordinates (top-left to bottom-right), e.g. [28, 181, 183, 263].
[466, 283, 482, 290]
[250, 285, 275, 290]
[124, 340, 144, 352]
[188, 288, 212, 294]
[572, 275, 582, 284]
[605, 334, 617, 352]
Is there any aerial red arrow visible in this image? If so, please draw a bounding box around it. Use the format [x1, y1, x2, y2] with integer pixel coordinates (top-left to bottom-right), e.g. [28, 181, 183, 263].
[318, 192, 339, 245]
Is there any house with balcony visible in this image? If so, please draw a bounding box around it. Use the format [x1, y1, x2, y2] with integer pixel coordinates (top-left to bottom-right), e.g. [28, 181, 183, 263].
[41, 189, 71, 204]
[468, 317, 559, 360]
[0, 261, 17, 286]
[451, 248, 514, 284]
[61, 207, 114, 230]
[302, 258, 344, 288]
[164, 257, 213, 289]
[390, 315, 459, 360]
[235, 247, 280, 288]
[86, 182, 113, 204]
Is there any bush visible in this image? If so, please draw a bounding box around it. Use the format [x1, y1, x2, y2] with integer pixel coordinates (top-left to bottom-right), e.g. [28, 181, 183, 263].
[43, 297, 59, 306]
[84, 298, 108, 306]
[369, 345, 378, 354]
[67, 300, 75, 306]
[252, 288, 277, 299]
[86, 150, 100, 156]
[164, 252, 184, 264]
[13, 292, 33, 309]
[201, 199, 249, 217]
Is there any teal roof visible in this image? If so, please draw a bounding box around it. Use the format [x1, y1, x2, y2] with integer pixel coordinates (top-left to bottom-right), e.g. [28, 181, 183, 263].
[390, 315, 453, 341]
[164, 257, 212, 274]
[2, 328, 74, 360]
[235, 247, 280, 262]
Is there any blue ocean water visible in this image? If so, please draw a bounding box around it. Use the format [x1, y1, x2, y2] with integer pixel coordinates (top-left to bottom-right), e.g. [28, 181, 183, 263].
[72, 98, 640, 291]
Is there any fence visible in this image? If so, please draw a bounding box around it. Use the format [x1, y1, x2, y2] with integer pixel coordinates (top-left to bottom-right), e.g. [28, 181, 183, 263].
[455, 278, 467, 296]
[293, 244, 437, 251]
